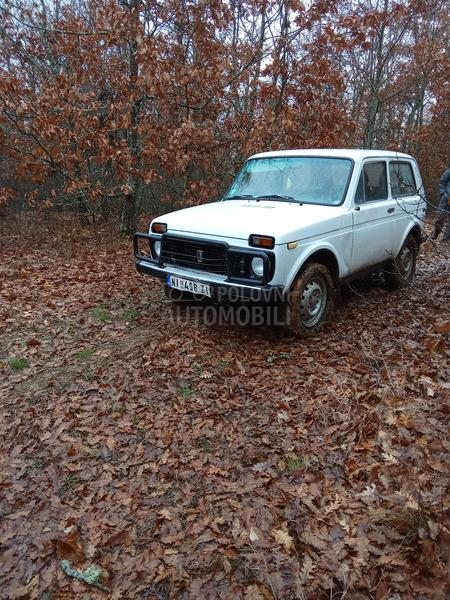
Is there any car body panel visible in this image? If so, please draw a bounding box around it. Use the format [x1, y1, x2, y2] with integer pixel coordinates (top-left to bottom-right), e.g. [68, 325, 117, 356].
[152, 200, 350, 244]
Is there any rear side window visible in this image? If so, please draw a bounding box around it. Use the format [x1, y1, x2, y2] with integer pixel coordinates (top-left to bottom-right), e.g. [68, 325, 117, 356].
[355, 162, 388, 203]
[389, 162, 417, 197]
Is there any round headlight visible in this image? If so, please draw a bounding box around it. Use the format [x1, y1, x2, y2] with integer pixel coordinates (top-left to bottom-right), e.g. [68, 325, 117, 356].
[153, 240, 161, 258]
[251, 256, 264, 278]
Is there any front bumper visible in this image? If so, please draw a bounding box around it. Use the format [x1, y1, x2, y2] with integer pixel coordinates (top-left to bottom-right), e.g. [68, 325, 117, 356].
[134, 232, 284, 303]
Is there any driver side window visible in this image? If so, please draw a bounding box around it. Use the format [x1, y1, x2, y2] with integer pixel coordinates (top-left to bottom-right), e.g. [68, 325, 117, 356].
[355, 162, 388, 204]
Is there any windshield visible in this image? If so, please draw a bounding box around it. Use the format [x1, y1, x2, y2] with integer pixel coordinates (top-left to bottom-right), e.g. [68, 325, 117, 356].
[224, 156, 353, 206]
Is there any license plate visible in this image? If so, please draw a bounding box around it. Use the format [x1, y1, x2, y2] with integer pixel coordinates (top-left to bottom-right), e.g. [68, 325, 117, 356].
[166, 275, 212, 297]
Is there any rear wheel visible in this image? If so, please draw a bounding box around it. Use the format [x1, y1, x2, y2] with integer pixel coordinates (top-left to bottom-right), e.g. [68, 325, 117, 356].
[286, 263, 335, 337]
[384, 235, 418, 289]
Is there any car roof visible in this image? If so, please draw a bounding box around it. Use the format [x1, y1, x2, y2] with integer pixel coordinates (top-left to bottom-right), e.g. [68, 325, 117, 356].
[248, 148, 414, 161]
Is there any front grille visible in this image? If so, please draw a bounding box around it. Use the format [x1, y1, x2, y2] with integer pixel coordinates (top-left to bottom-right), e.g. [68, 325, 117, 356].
[161, 236, 228, 275]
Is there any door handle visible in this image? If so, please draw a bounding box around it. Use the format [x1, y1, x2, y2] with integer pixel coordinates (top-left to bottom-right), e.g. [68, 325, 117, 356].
[387, 207, 395, 213]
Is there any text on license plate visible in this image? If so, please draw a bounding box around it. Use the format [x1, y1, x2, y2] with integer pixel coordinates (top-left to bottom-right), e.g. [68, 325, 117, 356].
[166, 275, 212, 297]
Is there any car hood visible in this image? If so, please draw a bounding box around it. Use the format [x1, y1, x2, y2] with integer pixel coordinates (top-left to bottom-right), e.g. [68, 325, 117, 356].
[153, 200, 345, 244]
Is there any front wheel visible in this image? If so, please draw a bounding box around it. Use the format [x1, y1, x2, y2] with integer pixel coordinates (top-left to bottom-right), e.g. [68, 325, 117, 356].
[286, 263, 335, 337]
[384, 236, 418, 289]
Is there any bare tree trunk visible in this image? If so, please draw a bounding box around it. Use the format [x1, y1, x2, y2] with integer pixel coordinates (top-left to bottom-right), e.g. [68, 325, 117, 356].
[273, 0, 290, 118]
[77, 194, 90, 225]
[119, 0, 141, 235]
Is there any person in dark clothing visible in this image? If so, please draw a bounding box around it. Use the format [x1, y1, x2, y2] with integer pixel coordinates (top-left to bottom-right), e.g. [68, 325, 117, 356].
[432, 167, 450, 241]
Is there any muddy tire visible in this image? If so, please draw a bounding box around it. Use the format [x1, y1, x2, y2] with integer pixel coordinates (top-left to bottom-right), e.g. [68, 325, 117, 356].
[286, 263, 335, 337]
[384, 235, 418, 289]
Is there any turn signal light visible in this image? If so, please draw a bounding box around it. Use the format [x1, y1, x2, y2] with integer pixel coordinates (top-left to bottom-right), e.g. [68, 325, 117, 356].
[249, 234, 275, 249]
[151, 222, 167, 233]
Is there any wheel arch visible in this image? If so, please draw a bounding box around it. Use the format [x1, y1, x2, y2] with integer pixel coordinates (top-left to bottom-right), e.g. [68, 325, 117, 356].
[385, 224, 420, 289]
[407, 223, 423, 247]
[287, 247, 340, 291]
[395, 223, 423, 256]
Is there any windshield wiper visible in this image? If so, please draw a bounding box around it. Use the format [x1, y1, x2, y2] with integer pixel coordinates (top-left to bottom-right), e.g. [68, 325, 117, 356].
[255, 194, 296, 202]
[224, 194, 255, 200]
[225, 193, 298, 203]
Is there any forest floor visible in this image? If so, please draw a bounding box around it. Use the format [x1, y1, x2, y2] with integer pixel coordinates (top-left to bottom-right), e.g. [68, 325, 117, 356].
[0, 215, 449, 599]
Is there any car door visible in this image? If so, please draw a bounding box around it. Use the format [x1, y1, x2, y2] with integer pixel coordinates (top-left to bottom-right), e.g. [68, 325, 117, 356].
[351, 160, 396, 273]
[388, 160, 423, 252]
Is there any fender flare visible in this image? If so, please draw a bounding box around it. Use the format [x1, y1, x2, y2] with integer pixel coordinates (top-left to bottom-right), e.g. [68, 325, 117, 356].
[394, 223, 423, 257]
[285, 244, 341, 291]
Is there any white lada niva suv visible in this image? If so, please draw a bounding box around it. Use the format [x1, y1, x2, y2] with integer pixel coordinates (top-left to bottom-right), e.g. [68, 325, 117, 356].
[134, 149, 425, 336]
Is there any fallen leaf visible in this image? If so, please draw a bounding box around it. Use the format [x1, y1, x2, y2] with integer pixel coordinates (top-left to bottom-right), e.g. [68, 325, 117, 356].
[104, 529, 132, 547]
[55, 530, 84, 559]
[272, 525, 295, 553]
